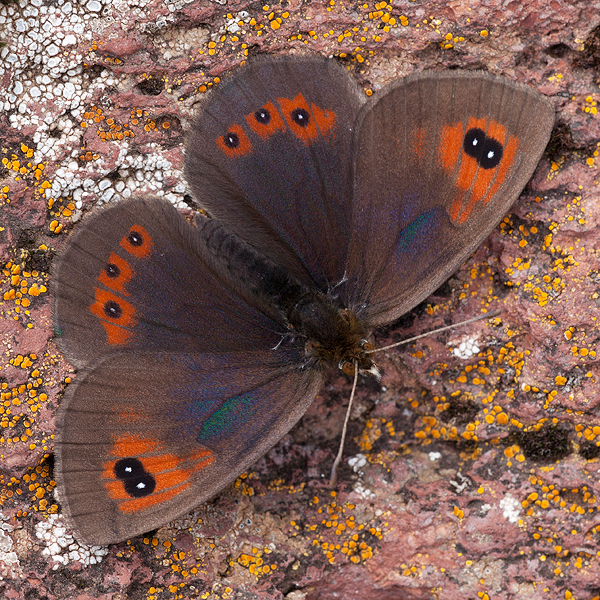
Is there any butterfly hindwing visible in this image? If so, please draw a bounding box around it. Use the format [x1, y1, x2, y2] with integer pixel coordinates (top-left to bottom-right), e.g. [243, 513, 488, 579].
[56, 351, 323, 545]
[345, 71, 554, 325]
[185, 55, 365, 289]
[53, 197, 286, 367]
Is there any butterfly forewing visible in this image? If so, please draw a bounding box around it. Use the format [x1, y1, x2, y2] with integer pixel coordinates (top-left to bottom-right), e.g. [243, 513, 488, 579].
[56, 352, 323, 545]
[345, 71, 554, 325]
[185, 55, 365, 289]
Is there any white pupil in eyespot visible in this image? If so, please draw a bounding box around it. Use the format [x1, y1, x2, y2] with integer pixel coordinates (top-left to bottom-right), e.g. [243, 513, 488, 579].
[125, 467, 132, 472]
[137, 482, 146, 489]
[487, 151, 495, 158]
[472, 138, 479, 146]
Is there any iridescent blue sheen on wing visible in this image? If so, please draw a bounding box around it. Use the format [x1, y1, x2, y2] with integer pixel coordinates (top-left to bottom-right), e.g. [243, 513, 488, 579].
[395, 209, 444, 257]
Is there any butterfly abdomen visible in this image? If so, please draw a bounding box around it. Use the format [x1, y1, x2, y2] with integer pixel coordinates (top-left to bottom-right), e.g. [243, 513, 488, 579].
[195, 212, 301, 307]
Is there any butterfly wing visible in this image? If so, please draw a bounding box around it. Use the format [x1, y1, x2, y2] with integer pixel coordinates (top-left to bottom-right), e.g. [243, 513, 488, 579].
[344, 71, 554, 325]
[185, 55, 365, 289]
[56, 351, 323, 545]
[54, 197, 324, 544]
[53, 197, 285, 367]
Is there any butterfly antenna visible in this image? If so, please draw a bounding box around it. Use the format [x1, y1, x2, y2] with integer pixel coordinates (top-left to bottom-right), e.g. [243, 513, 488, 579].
[329, 359, 359, 488]
[370, 309, 501, 355]
[329, 310, 500, 487]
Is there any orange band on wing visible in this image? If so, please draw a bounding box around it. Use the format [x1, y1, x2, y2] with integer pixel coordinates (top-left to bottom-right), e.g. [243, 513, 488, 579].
[99, 322, 134, 346]
[481, 135, 518, 206]
[117, 481, 191, 512]
[310, 102, 336, 136]
[111, 434, 159, 457]
[410, 127, 426, 161]
[117, 409, 144, 424]
[440, 122, 464, 172]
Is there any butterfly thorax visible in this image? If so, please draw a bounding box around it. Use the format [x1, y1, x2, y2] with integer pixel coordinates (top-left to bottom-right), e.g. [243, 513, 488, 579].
[244, 271, 378, 376]
[285, 289, 375, 375]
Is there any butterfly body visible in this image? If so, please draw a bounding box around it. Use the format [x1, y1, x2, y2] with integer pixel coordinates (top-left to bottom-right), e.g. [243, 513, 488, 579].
[195, 212, 374, 374]
[53, 55, 554, 544]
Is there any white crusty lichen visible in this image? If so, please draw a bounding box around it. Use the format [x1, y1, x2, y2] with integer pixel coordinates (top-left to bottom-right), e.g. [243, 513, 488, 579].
[450, 335, 481, 359]
[499, 494, 522, 524]
[348, 454, 377, 499]
[0, 513, 22, 581]
[0, 0, 108, 132]
[35, 513, 108, 569]
[1, 0, 187, 215]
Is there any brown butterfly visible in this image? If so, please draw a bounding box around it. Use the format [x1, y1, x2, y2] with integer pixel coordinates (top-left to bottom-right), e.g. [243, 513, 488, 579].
[53, 55, 554, 545]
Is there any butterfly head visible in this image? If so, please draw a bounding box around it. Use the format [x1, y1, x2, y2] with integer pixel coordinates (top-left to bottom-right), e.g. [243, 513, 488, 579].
[296, 300, 379, 379]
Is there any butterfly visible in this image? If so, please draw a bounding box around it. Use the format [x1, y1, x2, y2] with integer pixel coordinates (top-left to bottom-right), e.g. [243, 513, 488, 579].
[53, 55, 554, 545]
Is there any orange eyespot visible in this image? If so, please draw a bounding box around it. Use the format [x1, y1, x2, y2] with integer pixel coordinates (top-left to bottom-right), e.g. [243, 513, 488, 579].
[97, 252, 133, 294]
[216, 123, 253, 158]
[277, 93, 320, 144]
[245, 101, 286, 138]
[440, 117, 518, 224]
[224, 96, 336, 158]
[90, 287, 137, 346]
[102, 434, 215, 513]
[120, 224, 153, 258]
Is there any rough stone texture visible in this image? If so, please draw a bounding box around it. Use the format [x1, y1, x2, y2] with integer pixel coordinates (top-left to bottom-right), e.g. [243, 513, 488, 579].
[1, 0, 600, 598]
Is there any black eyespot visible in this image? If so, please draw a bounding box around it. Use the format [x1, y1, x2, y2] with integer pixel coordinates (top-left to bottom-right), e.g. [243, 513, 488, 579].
[128, 230, 144, 246]
[105, 263, 120, 278]
[104, 300, 122, 319]
[223, 132, 240, 148]
[464, 128, 485, 151]
[479, 137, 503, 169]
[114, 458, 156, 498]
[291, 108, 310, 127]
[254, 109, 271, 124]
[463, 128, 504, 169]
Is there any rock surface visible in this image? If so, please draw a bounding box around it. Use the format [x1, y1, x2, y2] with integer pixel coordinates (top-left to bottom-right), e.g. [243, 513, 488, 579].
[1, 0, 600, 598]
